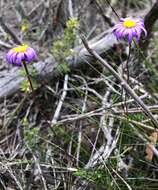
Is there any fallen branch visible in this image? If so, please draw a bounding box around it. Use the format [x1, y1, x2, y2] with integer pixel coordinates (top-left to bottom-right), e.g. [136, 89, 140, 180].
[0, 29, 117, 101]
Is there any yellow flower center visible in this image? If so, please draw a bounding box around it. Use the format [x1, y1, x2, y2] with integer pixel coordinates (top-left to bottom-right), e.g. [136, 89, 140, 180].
[123, 19, 136, 28]
[13, 44, 29, 53]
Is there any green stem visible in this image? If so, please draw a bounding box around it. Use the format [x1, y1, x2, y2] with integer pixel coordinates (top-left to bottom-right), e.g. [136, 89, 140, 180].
[22, 61, 34, 93]
[126, 44, 131, 84]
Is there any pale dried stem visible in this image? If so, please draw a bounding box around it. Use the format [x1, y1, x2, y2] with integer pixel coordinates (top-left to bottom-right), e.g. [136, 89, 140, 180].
[51, 74, 69, 125]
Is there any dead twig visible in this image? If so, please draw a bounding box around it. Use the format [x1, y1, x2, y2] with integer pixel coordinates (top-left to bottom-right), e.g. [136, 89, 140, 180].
[0, 17, 22, 45]
[80, 34, 158, 128]
[51, 74, 69, 126]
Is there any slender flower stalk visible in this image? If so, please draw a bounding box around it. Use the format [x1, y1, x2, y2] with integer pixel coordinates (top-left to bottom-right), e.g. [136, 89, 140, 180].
[123, 44, 132, 113]
[6, 44, 37, 92]
[126, 44, 131, 83]
[22, 60, 34, 92]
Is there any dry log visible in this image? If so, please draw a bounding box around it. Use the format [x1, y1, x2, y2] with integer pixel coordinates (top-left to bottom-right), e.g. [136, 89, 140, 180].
[0, 29, 118, 101]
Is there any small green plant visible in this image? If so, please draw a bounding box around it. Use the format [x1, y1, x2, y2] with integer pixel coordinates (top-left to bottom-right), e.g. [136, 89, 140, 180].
[52, 17, 79, 75]
[75, 168, 112, 188]
[23, 117, 40, 149]
[21, 80, 30, 92]
[24, 126, 40, 149]
[129, 112, 145, 122]
[21, 19, 31, 33]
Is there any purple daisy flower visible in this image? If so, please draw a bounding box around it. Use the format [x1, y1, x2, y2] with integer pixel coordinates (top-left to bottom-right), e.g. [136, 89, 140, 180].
[113, 17, 147, 44]
[6, 44, 37, 66]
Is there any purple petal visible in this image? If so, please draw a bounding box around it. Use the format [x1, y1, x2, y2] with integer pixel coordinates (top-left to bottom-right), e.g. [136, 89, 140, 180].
[136, 22, 144, 26]
[30, 48, 37, 59]
[130, 28, 137, 37]
[113, 23, 123, 30]
[6, 50, 15, 64]
[115, 27, 126, 39]
[139, 26, 147, 37]
[6, 49, 14, 57]
[127, 31, 134, 44]
[121, 28, 129, 38]
[25, 48, 37, 63]
[134, 27, 142, 41]
[15, 53, 25, 65]
[9, 52, 17, 65]
[114, 30, 122, 40]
